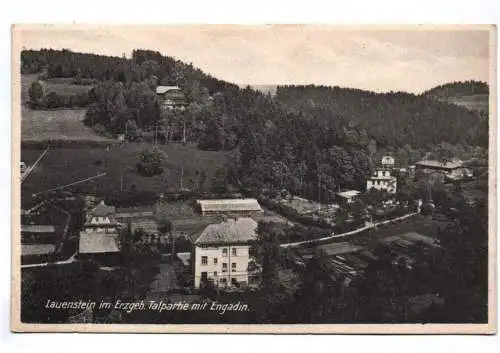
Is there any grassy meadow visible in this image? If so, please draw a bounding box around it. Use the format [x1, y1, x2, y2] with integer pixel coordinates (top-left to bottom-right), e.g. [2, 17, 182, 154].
[21, 143, 228, 206]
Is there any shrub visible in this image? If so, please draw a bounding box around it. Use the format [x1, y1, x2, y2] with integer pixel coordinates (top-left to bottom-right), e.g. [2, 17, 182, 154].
[136, 147, 165, 177]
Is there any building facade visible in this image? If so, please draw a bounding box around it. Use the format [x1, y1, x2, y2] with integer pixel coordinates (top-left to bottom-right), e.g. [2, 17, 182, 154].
[191, 217, 259, 289]
[366, 156, 398, 193]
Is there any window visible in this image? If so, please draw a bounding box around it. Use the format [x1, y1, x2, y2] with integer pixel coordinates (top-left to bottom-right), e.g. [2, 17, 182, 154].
[201, 256, 208, 265]
[222, 248, 228, 257]
[213, 271, 218, 277]
[222, 263, 228, 272]
[232, 248, 237, 256]
[220, 278, 227, 284]
[213, 258, 218, 265]
[231, 263, 236, 272]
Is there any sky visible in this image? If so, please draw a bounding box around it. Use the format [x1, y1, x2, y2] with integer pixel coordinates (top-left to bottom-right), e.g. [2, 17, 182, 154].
[16, 25, 492, 93]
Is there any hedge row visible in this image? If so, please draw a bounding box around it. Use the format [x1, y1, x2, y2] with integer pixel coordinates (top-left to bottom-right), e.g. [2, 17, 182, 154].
[258, 197, 332, 229]
[22, 139, 117, 150]
[104, 190, 159, 208]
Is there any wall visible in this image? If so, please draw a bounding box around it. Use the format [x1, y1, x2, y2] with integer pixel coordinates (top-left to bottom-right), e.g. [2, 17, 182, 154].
[193, 244, 251, 288]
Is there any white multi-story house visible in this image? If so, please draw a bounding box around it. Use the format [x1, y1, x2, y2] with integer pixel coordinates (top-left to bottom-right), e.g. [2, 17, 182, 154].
[191, 217, 260, 289]
[366, 156, 398, 193]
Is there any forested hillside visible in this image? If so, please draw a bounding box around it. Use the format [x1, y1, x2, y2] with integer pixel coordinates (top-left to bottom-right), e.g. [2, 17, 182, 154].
[423, 80, 489, 100]
[422, 81, 489, 113]
[275, 85, 488, 148]
[21, 49, 488, 202]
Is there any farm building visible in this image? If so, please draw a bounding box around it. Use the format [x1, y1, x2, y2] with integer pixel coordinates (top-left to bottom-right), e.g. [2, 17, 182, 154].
[196, 198, 263, 217]
[156, 86, 188, 111]
[415, 160, 473, 183]
[336, 190, 361, 209]
[190, 217, 260, 289]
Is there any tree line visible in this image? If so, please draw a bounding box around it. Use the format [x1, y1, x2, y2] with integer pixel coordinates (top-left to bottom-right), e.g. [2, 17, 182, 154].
[422, 80, 489, 100]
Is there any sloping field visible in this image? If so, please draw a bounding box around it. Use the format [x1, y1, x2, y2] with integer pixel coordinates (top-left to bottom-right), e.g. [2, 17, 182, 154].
[21, 107, 112, 142]
[21, 74, 94, 104]
[21, 143, 228, 206]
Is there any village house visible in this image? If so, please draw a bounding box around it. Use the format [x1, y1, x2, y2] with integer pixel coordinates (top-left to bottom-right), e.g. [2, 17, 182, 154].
[415, 159, 473, 183]
[155, 86, 188, 111]
[190, 217, 260, 289]
[196, 198, 264, 217]
[79, 200, 121, 258]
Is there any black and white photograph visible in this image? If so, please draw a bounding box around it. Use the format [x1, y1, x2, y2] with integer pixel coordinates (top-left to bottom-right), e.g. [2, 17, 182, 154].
[11, 25, 496, 333]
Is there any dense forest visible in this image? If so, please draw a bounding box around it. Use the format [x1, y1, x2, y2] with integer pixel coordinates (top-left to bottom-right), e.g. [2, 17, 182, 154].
[422, 80, 489, 100]
[275, 85, 488, 148]
[21, 49, 488, 201]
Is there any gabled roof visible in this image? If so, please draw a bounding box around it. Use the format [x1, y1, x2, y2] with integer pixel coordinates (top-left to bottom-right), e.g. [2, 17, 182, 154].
[156, 86, 182, 94]
[193, 217, 258, 245]
[197, 199, 263, 213]
[90, 200, 116, 217]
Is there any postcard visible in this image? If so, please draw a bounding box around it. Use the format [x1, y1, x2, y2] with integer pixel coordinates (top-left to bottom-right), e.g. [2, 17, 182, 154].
[11, 24, 496, 333]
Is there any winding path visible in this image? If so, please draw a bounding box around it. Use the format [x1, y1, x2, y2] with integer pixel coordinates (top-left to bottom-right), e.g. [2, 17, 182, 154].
[280, 210, 421, 248]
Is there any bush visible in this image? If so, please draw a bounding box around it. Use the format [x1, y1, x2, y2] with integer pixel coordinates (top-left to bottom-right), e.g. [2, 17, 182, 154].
[92, 124, 107, 136]
[136, 147, 165, 177]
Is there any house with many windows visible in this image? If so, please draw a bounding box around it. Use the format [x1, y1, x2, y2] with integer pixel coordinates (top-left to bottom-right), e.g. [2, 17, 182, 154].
[190, 217, 260, 289]
[366, 156, 398, 193]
